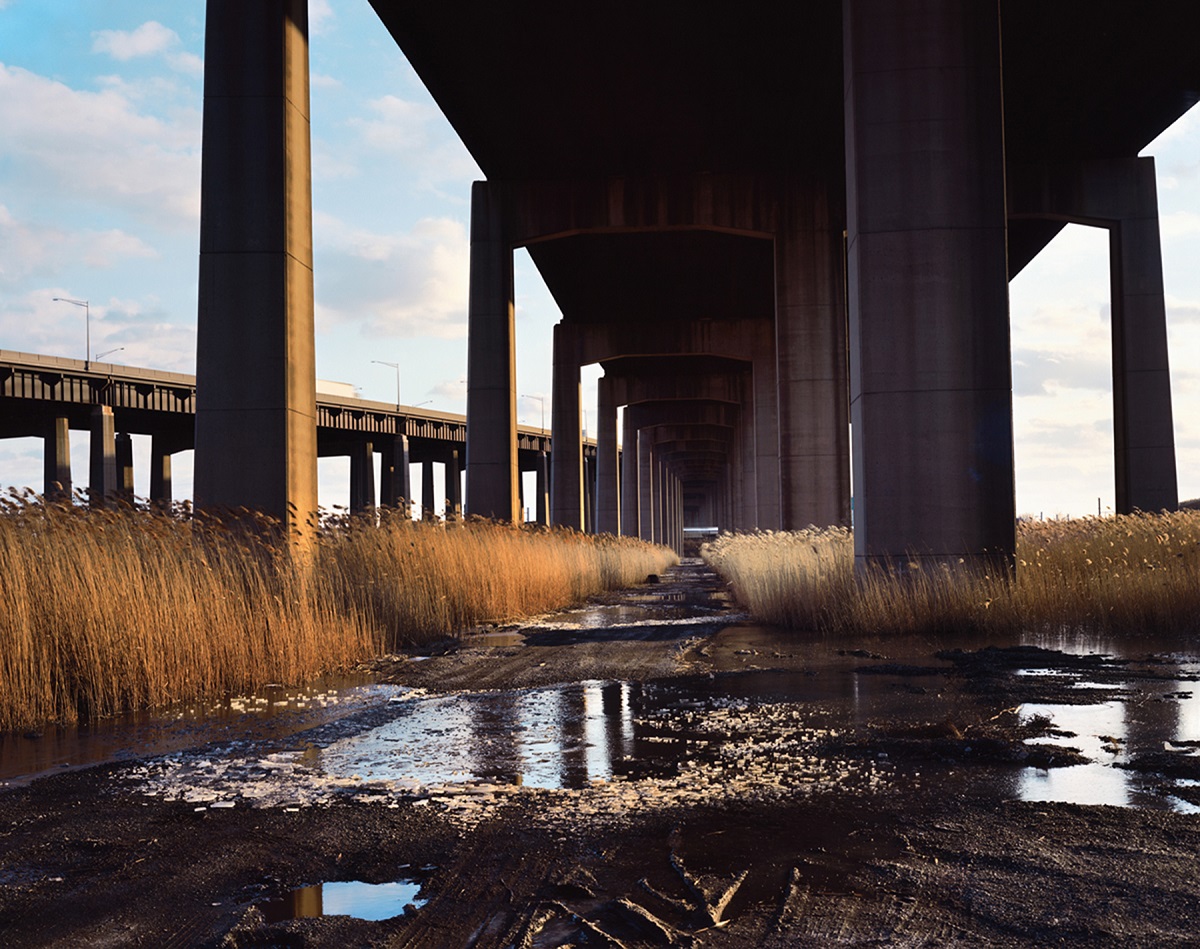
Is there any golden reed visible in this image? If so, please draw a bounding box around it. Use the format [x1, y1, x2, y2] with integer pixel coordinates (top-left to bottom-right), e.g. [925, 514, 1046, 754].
[702, 510, 1200, 638]
[0, 493, 676, 730]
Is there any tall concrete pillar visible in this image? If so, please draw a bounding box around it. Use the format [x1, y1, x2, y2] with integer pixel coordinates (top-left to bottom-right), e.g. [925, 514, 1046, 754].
[421, 459, 436, 520]
[381, 434, 411, 514]
[583, 454, 596, 533]
[550, 323, 584, 528]
[44, 416, 71, 501]
[596, 378, 620, 534]
[466, 180, 519, 521]
[1110, 160, 1177, 513]
[844, 0, 1014, 569]
[149, 436, 172, 506]
[1009, 156, 1179, 513]
[621, 407, 639, 538]
[534, 451, 549, 525]
[115, 432, 135, 502]
[638, 432, 655, 543]
[89, 405, 117, 508]
[349, 440, 375, 515]
[446, 448, 462, 520]
[751, 352, 781, 530]
[194, 0, 318, 534]
[776, 186, 851, 528]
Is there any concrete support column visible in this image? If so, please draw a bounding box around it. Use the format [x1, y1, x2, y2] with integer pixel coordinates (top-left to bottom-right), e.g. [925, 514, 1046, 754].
[736, 401, 757, 529]
[149, 436, 172, 506]
[844, 0, 1014, 569]
[421, 460, 436, 520]
[195, 0, 318, 533]
[44, 416, 71, 501]
[621, 407, 640, 538]
[466, 180, 519, 521]
[89, 405, 117, 508]
[381, 434, 411, 514]
[776, 186, 851, 528]
[596, 378, 620, 534]
[550, 323, 584, 529]
[638, 431, 655, 543]
[535, 451, 549, 525]
[1110, 160, 1177, 513]
[349, 440, 375, 515]
[656, 457, 668, 545]
[751, 352, 781, 530]
[446, 448, 462, 520]
[115, 432, 135, 502]
[583, 455, 596, 533]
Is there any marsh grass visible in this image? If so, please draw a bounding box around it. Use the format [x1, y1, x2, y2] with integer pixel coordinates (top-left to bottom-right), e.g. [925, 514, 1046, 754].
[702, 511, 1200, 638]
[0, 493, 676, 730]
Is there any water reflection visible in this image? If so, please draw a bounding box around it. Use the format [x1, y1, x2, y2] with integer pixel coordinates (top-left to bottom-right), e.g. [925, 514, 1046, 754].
[320, 681, 637, 789]
[260, 878, 425, 923]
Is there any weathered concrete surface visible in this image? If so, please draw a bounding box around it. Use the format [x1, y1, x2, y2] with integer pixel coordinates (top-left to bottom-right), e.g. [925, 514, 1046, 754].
[194, 0, 318, 533]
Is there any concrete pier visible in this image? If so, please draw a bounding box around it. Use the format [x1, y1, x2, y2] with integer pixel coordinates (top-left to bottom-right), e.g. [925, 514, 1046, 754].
[89, 405, 116, 508]
[43, 416, 71, 501]
[844, 0, 1014, 569]
[466, 181, 519, 521]
[550, 323, 584, 529]
[194, 0, 318, 533]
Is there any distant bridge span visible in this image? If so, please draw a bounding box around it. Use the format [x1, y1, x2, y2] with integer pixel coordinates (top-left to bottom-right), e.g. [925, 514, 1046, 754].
[0, 350, 578, 523]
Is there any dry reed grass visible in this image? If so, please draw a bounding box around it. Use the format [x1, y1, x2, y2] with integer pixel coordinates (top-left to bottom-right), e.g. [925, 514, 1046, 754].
[0, 492, 676, 731]
[702, 510, 1200, 638]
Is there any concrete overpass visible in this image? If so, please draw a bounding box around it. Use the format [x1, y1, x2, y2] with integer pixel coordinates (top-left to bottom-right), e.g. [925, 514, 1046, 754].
[195, 1, 1197, 567]
[0, 349, 569, 522]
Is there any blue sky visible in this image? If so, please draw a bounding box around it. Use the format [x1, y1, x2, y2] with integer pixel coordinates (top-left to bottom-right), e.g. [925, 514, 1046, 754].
[1, 0, 1198, 517]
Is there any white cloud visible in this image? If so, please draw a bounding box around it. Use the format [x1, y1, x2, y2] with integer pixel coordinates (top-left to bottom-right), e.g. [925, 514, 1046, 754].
[310, 0, 336, 36]
[0, 289, 194, 371]
[92, 21, 180, 61]
[313, 213, 469, 339]
[0, 205, 157, 286]
[347, 94, 481, 189]
[0, 64, 201, 225]
[1012, 347, 1111, 397]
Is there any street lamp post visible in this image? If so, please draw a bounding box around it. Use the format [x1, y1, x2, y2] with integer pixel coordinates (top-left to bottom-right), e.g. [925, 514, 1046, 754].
[372, 360, 401, 410]
[53, 297, 90, 369]
[521, 393, 546, 432]
[94, 346, 124, 362]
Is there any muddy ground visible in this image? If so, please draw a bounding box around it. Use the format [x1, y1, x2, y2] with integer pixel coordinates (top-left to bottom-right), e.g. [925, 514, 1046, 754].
[3, 562, 1200, 947]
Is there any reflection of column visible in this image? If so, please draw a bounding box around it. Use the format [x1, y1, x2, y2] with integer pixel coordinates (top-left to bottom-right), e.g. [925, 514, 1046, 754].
[550, 323, 583, 529]
[596, 378, 619, 534]
[194, 0, 318, 532]
[466, 180, 518, 520]
[44, 417, 71, 501]
[89, 405, 116, 508]
[468, 692, 525, 786]
[845, 0, 1013, 569]
[621, 408, 639, 538]
[149, 435, 172, 506]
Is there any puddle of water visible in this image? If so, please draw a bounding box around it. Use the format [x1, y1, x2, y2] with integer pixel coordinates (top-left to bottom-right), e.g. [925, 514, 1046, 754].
[0, 678, 401, 789]
[259, 878, 425, 923]
[321, 680, 635, 789]
[1016, 677, 1200, 813]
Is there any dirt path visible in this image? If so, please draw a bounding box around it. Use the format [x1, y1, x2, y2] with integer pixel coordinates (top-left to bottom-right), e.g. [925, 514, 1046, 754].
[2, 561, 1200, 947]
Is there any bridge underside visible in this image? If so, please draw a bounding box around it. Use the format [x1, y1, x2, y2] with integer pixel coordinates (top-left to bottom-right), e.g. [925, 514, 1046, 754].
[195, 1, 1197, 561]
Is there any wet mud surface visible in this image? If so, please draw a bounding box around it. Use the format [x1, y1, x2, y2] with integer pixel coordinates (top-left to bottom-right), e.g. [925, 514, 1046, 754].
[3, 561, 1200, 946]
